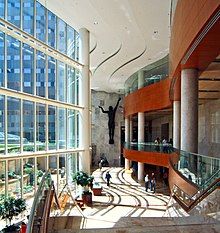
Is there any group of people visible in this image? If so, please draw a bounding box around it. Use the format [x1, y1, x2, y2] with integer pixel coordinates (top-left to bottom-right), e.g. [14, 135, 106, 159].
[144, 172, 156, 193]
[154, 137, 173, 153]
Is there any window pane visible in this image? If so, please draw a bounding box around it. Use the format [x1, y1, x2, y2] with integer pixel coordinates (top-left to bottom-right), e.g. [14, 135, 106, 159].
[57, 18, 66, 54]
[36, 2, 46, 42]
[57, 61, 66, 102]
[0, 161, 5, 196]
[48, 11, 56, 48]
[0, 31, 4, 87]
[23, 100, 34, 152]
[48, 56, 56, 99]
[23, 158, 35, 196]
[7, 97, 21, 154]
[48, 106, 56, 150]
[23, 43, 34, 94]
[0, 95, 5, 155]
[75, 32, 79, 61]
[59, 154, 66, 192]
[23, 0, 34, 35]
[0, 0, 4, 19]
[58, 108, 66, 149]
[67, 26, 75, 59]
[36, 51, 46, 97]
[37, 156, 46, 185]
[67, 66, 76, 104]
[67, 110, 75, 149]
[7, 36, 21, 91]
[7, 0, 21, 28]
[36, 103, 46, 151]
[8, 159, 22, 197]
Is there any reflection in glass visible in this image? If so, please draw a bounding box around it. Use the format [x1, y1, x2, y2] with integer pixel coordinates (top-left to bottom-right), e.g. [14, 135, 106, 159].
[67, 66, 75, 104]
[7, 97, 21, 154]
[23, 43, 34, 94]
[57, 18, 66, 54]
[7, 0, 21, 28]
[48, 11, 56, 48]
[23, 0, 34, 35]
[58, 61, 66, 102]
[23, 101, 34, 152]
[58, 108, 66, 149]
[59, 154, 66, 191]
[36, 2, 46, 42]
[8, 159, 22, 197]
[0, 31, 4, 87]
[0, 95, 4, 154]
[75, 32, 80, 61]
[68, 110, 75, 149]
[67, 26, 75, 59]
[7, 36, 21, 91]
[37, 157, 46, 185]
[48, 56, 56, 99]
[0, 161, 5, 196]
[67, 153, 78, 186]
[23, 158, 35, 196]
[48, 106, 56, 150]
[0, 0, 4, 18]
[36, 103, 46, 151]
[36, 51, 46, 97]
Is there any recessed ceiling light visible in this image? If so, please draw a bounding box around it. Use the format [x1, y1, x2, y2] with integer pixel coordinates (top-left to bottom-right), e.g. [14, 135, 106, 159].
[154, 30, 158, 34]
[102, 52, 105, 54]
[94, 21, 98, 25]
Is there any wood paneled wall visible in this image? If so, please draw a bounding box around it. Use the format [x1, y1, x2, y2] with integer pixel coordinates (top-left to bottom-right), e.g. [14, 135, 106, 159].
[124, 78, 172, 117]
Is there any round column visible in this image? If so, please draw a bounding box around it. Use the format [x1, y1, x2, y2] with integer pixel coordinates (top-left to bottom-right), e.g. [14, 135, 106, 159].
[138, 112, 145, 181]
[125, 116, 130, 170]
[79, 28, 90, 174]
[181, 69, 198, 153]
[129, 116, 133, 142]
[173, 100, 180, 149]
[137, 70, 145, 181]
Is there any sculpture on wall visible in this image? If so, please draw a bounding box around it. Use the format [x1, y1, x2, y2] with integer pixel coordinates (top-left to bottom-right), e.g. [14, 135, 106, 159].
[99, 98, 121, 144]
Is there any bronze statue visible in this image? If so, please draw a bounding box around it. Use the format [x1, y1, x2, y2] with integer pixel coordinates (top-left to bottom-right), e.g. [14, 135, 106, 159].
[99, 98, 121, 144]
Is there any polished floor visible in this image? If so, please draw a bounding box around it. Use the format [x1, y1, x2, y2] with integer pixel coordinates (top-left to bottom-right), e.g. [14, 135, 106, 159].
[49, 167, 220, 233]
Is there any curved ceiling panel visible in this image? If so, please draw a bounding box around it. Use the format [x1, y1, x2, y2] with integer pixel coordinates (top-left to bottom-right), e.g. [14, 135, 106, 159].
[39, 0, 171, 93]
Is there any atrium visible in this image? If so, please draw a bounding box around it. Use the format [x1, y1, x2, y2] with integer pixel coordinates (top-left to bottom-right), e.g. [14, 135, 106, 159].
[0, 0, 219, 232]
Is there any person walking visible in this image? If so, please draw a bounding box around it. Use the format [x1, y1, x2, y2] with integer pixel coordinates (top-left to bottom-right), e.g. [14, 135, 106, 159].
[105, 171, 112, 187]
[98, 159, 103, 171]
[151, 177, 156, 193]
[144, 174, 149, 192]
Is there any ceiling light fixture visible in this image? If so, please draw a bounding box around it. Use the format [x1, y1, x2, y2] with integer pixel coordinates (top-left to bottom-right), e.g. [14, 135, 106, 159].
[94, 21, 98, 25]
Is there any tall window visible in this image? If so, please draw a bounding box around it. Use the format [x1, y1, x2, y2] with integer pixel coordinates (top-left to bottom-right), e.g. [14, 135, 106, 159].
[57, 61, 66, 102]
[36, 103, 46, 151]
[0, 95, 5, 154]
[7, 36, 21, 91]
[23, 100, 34, 152]
[7, 0, 21, 28]
[36, 51, 46, 97]
[57, 18, 66, 54]
[48, 11, 56, 48]
[48, 106, 56, 150]
[58, 108, 66, 149]
[48, 56, 56, 99]
[23, 0, 34, 35]
[0, 31, 4, 87]
[67, 26, 75, 59]
[67, 66, 76, 104]
[23, 43, 34, 94]
[36, 2, 46, 42]
[0, 0, 5, 19]
[7, 97, 21, 154]
[67, 110, 75, 148]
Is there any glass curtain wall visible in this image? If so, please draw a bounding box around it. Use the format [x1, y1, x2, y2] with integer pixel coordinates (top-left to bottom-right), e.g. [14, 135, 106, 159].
[0, 0, 82, 205]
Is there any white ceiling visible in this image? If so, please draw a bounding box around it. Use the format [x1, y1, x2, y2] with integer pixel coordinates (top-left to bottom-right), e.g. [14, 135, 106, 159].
[39, 0, 171, 93]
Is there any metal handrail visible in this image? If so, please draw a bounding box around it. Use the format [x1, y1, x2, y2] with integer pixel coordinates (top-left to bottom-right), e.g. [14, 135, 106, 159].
[26, 170, 51, 233]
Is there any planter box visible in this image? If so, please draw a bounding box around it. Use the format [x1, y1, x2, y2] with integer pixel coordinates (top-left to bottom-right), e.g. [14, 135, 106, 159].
[92, 187, 102, 196]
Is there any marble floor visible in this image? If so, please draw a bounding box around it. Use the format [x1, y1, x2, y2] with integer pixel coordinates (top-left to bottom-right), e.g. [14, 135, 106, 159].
[49, 167, 220, 233]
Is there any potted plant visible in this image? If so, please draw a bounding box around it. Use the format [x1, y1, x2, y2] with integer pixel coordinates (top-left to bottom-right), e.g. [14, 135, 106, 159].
[72, 171, 94, 205]
[0, 196, 26, 233]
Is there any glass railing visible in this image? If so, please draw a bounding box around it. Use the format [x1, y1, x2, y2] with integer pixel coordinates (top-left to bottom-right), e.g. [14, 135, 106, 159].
[124, 142, 173, 154]
[26, 170, 52, 233]
[124, 142, 220, 191]
[177, 151, 220, 190]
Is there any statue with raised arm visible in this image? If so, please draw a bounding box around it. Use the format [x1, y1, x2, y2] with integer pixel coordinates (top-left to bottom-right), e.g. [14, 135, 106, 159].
[99, 97, 121, 144]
